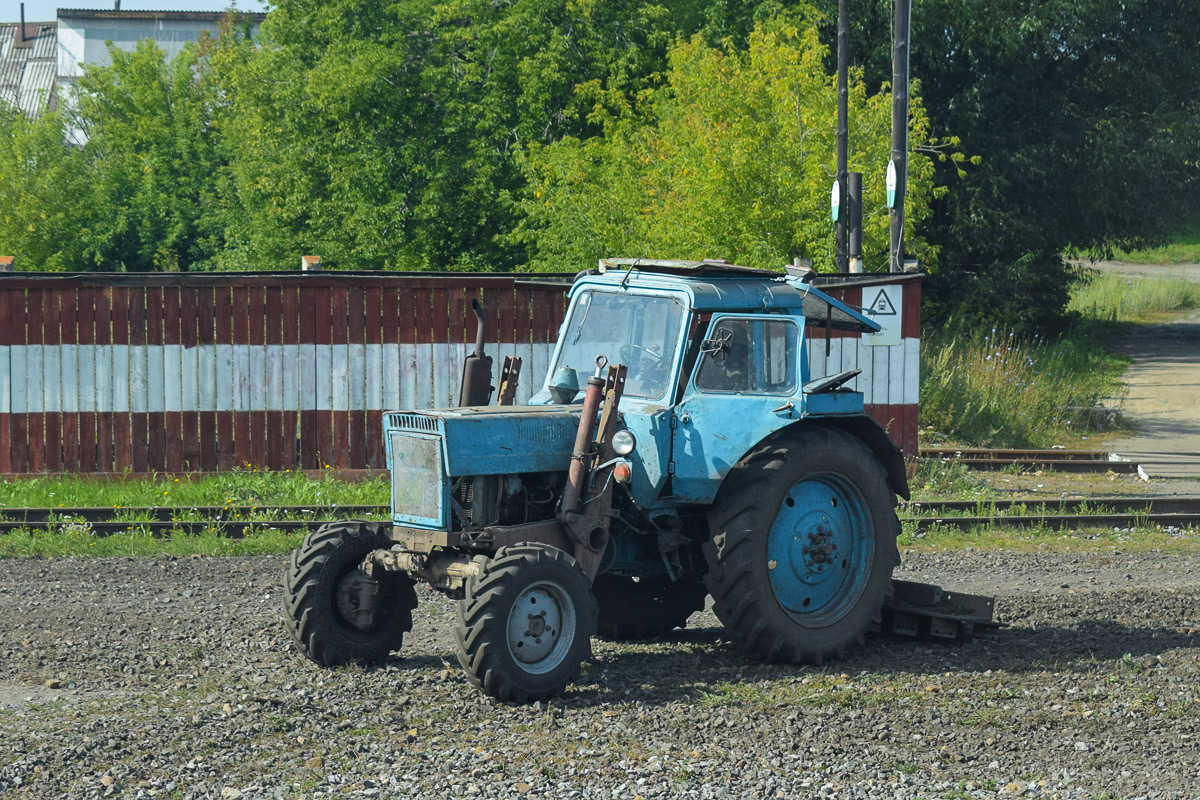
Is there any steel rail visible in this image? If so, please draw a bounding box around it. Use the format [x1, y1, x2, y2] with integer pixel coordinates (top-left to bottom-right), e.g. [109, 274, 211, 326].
[919, 448, 1142, 474]
[0, 505, 388, 523]
[905, 512, 1200, 532]
[905, 496, 1200, 515]
[920, 447, 1112, 461]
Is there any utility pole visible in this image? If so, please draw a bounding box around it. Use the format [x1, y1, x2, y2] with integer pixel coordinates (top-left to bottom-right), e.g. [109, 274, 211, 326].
[888, 0, 912, 273]
[835, 0, 850, 273]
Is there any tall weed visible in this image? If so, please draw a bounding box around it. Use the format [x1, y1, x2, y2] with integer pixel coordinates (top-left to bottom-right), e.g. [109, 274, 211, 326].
[1068, 273, 1200, 322]
[920, 326, 1125, 448]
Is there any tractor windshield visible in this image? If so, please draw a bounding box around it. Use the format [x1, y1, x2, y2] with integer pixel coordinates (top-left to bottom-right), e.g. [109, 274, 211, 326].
[553, 290, 685, 400]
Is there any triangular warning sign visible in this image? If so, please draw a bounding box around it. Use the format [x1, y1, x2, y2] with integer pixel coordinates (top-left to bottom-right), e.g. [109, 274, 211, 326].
[867, 288, 897, 316]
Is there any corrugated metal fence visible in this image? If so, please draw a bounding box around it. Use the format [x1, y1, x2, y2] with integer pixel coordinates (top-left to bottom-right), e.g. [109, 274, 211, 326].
[0, 271, 919, 475]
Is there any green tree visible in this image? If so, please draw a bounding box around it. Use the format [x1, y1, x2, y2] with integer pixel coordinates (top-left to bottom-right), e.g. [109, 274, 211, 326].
[814, 0, 1200, 329]
[72, 38, 229, 271]
[512, 15, 945, 272]
[215, 0, 776, 271]
[0, 107, 93, 270]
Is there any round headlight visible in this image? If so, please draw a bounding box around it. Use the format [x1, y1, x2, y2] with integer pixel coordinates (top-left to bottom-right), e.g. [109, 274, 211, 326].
[612, 429, 636, 456]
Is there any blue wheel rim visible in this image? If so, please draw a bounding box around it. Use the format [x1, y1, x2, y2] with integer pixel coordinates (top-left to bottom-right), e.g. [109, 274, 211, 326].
[766, 474, 874, 627]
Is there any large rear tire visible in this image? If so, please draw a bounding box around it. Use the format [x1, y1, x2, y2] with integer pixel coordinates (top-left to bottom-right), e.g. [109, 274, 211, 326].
[593, 573, 707, 640]
[456, 544, 596, 704]
[284, 521, 417, 667]
[703, 426, 900, 664]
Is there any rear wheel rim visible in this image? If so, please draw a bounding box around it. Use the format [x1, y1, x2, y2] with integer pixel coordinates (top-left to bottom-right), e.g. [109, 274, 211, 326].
[505, 580, 576, 674]
[765, 474, 875, 626]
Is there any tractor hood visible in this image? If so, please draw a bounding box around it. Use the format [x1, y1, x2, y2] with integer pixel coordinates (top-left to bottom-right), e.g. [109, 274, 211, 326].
[385, 406, 582, 477]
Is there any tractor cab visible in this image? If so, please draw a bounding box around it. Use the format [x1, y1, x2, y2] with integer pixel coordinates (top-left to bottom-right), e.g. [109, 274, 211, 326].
[529, 259, 888, 507]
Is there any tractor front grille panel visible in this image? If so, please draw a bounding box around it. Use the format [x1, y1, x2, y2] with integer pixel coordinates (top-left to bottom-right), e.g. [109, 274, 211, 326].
[389, 432, 443, 524]
[387, 413, 439, 433]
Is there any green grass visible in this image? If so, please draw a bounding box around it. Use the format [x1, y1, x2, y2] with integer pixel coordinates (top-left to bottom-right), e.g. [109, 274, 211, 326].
[1111, 213, 1200, 264]
[0, 468, 390, 558]
[1069, 272, 1200, 321]
[0, 526, 306, 558]
[0, 467, 390, 509]
[919, 324, 1127, 449]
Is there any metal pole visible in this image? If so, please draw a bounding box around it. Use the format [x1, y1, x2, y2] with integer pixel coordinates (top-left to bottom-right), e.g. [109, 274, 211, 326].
[848, 172, 863, 273]
[889, 0, 912, 273]
[835, 0, 850, 273]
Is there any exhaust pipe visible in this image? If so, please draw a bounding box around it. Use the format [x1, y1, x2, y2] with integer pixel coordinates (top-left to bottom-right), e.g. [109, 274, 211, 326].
[458, 298, 494, 407]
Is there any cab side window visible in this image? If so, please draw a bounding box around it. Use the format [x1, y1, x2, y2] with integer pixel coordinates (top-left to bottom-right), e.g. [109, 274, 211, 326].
[694, 317, 798, 395]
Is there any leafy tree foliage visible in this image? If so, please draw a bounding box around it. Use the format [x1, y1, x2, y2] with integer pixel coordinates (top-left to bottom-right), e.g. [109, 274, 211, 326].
[511, 15, 943, 271]
[0, 108, 94, 271]
[214, 0, 767, 270]
[72, 39, 229, 271]
[814, 0, 1200, 329]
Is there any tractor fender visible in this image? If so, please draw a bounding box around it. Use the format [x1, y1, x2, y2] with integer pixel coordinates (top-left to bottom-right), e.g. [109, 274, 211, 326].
[727, 417, 910, 502]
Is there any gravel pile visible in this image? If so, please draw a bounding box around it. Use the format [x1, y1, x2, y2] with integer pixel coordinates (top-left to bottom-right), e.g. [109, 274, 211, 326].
[2, 550, 1199, 799]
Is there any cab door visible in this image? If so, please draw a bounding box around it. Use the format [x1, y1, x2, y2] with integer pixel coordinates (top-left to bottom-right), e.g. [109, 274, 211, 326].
[671, 314, 803, 504]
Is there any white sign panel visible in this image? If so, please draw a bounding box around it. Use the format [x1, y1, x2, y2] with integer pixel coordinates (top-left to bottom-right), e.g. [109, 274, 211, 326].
[863, 284, 903, 347]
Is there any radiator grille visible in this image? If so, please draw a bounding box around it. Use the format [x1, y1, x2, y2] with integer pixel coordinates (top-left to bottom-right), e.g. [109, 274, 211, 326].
[389, 432, 443, 523]
[387, 413, 440, 433]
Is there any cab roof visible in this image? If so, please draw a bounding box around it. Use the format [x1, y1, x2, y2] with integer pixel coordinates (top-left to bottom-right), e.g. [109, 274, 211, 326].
[582, 258, 882, 333]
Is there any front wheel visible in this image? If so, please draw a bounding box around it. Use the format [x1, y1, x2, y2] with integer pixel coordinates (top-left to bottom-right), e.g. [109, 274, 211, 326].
[456, 544, 597, 703]
[284, 521, 418, 667]
[703, 426, 900, 664]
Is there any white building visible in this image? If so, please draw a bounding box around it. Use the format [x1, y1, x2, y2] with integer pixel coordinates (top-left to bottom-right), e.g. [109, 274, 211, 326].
[0, 6, 264, 120]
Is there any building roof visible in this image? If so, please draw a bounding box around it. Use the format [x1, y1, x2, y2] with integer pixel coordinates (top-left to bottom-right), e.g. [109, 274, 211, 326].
[57, 9, 266, 22]
[0, 22, 57, 118]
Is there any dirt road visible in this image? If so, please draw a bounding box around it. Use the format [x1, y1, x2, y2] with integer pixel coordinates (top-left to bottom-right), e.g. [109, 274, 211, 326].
[1093, 261, 1200, 480]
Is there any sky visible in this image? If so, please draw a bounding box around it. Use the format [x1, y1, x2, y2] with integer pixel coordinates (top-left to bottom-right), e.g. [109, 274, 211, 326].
[8, 0, 268, 23]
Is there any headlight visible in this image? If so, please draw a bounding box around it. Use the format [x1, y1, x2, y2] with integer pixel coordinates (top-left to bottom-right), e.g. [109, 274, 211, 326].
[612, 429, 636, 456]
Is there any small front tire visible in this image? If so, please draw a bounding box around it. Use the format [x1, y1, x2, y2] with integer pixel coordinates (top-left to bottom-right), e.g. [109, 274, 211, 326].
[284, 521, 417, 667]
[456, 544, 597, 703]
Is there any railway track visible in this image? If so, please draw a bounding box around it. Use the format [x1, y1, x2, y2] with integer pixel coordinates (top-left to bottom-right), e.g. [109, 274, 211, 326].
[919, 447, 1141, 474]
[2, 498, 1199, 536]
[904, 495, 1200, 532]
[0, 505, 388, 537]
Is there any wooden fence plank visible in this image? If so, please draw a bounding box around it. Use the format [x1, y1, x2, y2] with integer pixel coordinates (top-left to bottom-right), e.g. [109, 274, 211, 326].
[247, 285, 268, 470]
[179, 288, 199, 472]
[264, 286, 284, 471]
[0, 289, 11, 474]
[197, 286, 217, 471]
[347, 286, 366, 470]
[215, 285, 234, 470]
[145, 287, 166, 471]
[25, 289, 45, 473]
[95, 288, 115, 472]
[364, 286, 384, 468]
[2, 288, 21, 473]
[77, 287, 97, 473]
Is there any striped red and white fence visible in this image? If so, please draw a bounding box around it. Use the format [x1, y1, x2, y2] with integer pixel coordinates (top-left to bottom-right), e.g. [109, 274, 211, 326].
[0, 271, 919, 475]
[809, 274, 922, 461]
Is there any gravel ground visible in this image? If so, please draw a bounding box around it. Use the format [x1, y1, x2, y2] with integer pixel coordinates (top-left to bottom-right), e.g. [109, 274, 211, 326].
[2, 551, 1199, 799]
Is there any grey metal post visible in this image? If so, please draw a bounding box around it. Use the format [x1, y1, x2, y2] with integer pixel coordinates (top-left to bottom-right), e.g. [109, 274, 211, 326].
[848, 172, 863, 273]
[889, 0, 912, 273]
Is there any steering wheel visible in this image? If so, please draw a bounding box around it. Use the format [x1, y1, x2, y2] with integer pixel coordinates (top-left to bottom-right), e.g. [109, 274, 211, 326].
[619, 344, 666, 372]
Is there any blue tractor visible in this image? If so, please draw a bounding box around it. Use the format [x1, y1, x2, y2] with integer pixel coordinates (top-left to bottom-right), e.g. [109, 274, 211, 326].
[284, 259, 915, 703]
